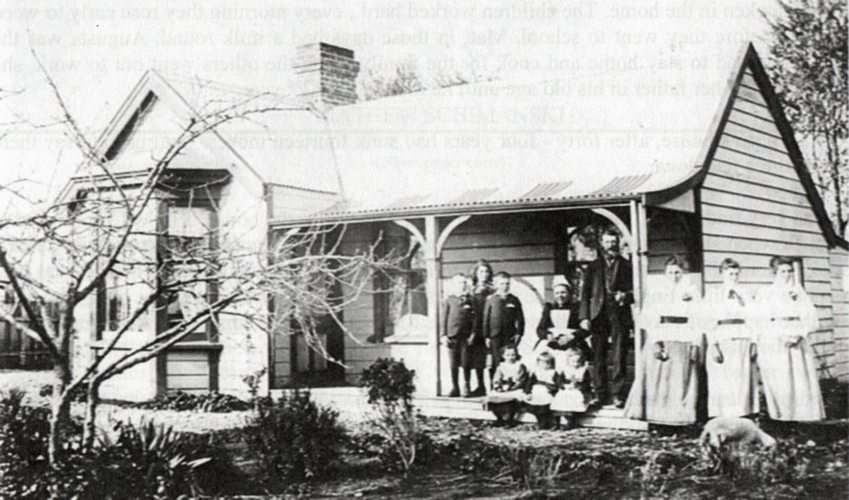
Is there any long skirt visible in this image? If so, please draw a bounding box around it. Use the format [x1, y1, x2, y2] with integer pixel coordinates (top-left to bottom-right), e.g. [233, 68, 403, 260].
[705, 324, 758, 418]
[625, 325, 701, 425]
[758, 322, 825, 421]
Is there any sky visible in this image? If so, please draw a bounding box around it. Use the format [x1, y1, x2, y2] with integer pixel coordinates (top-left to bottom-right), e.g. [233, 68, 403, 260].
[0, 0, 784, 214]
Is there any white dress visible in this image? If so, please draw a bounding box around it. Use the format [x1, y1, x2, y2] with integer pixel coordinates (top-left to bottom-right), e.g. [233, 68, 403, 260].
[551, 364, 590, 412]
[625, 282, 702, 425]
[704, 286, 759, 418]
[526, 367, 557, 406]
[754, 283, 825, 421]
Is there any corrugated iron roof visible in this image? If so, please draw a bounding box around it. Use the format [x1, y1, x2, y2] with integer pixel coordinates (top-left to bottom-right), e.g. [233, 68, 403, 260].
[292, 44, 752, 223]
[589, 175, 652, 196]
[383, 194, 430, 210]
[448, 188, 499, 205]
[521, 182, 573, 200]
[130, 43, 752, 225]
[310, 170, 700, 220]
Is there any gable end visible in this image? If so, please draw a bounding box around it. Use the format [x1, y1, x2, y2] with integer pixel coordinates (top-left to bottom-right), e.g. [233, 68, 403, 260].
[698, 45, 840, 376]
[103, 91, 157, 161]
[745, 47, 844, 250]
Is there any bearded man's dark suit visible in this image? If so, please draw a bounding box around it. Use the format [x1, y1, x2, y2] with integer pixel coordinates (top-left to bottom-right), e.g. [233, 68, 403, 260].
[579, 254, 634, 402]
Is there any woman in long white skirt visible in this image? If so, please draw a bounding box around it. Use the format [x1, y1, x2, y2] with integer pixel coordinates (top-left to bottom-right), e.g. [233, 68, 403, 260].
[704, 258, 758, 418]
[754, 256, 825, 421]
[625, 256, 703, 425]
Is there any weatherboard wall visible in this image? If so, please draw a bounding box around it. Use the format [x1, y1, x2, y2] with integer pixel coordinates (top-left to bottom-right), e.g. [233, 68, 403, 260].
[699, 68, 836, 376]
[829, 246, 849, 380]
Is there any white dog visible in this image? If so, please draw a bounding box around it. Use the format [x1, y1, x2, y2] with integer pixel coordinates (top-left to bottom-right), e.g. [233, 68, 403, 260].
[699, 417, 777, 450]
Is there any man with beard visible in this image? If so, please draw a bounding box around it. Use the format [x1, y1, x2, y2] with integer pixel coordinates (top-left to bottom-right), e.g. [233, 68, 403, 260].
[579, 226, 634, 408]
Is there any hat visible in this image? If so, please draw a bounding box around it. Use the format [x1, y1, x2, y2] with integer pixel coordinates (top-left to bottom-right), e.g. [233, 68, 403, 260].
[552, 275, 571, 290]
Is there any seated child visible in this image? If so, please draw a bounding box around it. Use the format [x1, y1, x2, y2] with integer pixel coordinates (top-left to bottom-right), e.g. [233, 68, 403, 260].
[551, 347, 593, 428]
[483, 345, 528, 427]
[524, 351, 560, 430]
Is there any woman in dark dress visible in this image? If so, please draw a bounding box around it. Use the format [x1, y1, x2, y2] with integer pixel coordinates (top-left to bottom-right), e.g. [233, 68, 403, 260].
[469, 259, 494, 396]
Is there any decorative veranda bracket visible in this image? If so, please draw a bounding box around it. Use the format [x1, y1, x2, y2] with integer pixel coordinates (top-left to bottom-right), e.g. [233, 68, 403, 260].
[393, 215, 472, 260]
[591, 207, 633, 246]
[393, 219, 429, 257]
[436, 216, 470, 257]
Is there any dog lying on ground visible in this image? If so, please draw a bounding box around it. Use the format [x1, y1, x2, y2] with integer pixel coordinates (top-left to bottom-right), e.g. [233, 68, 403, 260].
[699, 417, 777, 451]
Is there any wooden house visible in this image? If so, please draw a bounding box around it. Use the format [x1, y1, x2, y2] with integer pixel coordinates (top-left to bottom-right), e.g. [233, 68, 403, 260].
[67, 41, 847, 422]
[267, 42, 849, 400]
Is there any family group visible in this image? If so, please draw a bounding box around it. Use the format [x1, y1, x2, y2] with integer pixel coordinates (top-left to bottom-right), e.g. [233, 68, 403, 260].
[440, 227, 825, 429]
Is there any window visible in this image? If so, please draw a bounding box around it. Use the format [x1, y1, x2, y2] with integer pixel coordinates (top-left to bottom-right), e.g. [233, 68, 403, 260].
[95, 207, 134, 341]
[97, 271, 131, 340]
[391, 243, 428, 319]
[373, 239, 429, 343]
[162, 204, 217, 342]
[791, 257, 805, 287]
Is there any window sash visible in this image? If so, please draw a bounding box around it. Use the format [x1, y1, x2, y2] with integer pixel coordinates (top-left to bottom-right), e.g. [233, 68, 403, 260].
[163, 203, 217, 343]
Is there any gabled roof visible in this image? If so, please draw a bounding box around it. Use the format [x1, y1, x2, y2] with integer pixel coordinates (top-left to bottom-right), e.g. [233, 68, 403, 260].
[64, 70, 344, 197]
[270, 42, 748, 224]
[271, 42, 844, 251]
[688, 44, 847, 250]
[73, 42, 844, 249]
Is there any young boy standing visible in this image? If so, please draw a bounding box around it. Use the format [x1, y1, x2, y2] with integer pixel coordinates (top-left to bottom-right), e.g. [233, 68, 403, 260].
[442, 273, 475, 397]
[483, 271, 525, 376]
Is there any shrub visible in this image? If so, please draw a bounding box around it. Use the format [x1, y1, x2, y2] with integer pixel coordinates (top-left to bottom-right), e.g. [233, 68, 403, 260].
[0, 389, 51, 498]
[360, 358, 420, 474]
[97, 419, 215, 498]
[1, 389, 238, 499]
[245, 389, 347, 487]
[131, 390, 251, 412]
[361, 357, 415, 408]
[0, 389, 87, 499]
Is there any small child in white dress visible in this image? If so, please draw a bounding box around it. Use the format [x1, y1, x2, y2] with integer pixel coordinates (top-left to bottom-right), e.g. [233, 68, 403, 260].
[524, 351, 560, 429]
[483, 345, 528, 426]
[551, 347, 593, 429]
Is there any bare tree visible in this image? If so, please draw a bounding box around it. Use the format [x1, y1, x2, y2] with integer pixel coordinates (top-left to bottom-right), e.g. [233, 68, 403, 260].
[764, 0, 848, 237]
[359, 58, 499, 101]
[0, 62, 397, 465]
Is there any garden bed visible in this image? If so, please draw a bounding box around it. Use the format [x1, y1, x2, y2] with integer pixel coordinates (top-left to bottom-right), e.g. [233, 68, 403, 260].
[2, 370, 847, 499]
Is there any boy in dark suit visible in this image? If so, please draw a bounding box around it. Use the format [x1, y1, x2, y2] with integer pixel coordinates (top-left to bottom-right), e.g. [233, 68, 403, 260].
[442, 273, 475, 397]
[483, 271, 525, 377]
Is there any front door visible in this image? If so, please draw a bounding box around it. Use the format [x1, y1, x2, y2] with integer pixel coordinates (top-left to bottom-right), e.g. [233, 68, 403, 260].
[291, 313, 345, 386]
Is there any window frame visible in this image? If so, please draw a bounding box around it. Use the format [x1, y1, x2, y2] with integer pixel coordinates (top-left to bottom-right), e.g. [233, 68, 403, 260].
[157, 197, 220, 343]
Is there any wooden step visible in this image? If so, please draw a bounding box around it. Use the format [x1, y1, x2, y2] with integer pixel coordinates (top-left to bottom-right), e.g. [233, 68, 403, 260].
[272, 388, 648, 431]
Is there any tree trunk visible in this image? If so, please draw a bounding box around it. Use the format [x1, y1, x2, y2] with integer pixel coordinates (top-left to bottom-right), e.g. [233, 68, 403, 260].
[48, 361, 72, 467]
[82, 379, 101, 452]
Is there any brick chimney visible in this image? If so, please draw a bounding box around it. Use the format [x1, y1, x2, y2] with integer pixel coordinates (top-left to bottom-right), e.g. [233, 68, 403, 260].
[292, 42, 360, 107]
